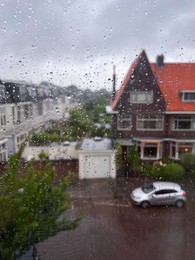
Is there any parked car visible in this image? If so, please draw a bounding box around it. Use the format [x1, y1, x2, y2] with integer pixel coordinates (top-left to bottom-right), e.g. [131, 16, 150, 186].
[130, 181, 187, 208]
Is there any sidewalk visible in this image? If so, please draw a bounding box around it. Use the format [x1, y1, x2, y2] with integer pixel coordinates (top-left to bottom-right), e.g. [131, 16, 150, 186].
[68, 177, 195, 200]
[68, 179, 115, 200]
[68, 177, 154, 201]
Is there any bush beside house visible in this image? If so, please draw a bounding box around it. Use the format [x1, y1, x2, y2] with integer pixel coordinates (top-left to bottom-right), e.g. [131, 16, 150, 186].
[151, 162, 185, 181]
[180, 153, 195, 178]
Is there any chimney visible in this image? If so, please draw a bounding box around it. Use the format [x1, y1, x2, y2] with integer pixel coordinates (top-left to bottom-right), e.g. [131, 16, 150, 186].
[112, 65, 116, 101]
[156, 54, 164, 68]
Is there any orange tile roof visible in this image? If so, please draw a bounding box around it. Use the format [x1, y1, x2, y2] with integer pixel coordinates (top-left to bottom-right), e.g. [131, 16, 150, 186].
[151, 63, 195, 112]
[112, 50, 195, 112]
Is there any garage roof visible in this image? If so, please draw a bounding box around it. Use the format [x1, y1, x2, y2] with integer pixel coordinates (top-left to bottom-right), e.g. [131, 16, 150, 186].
[79, 137, 113, 151]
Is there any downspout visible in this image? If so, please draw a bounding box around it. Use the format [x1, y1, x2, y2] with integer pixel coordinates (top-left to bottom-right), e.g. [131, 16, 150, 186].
[112, 65, 116, 149]
[112, 65, 116, 102]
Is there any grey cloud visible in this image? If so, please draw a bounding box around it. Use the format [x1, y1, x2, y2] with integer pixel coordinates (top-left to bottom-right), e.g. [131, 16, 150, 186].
[0, 0, 195, 87]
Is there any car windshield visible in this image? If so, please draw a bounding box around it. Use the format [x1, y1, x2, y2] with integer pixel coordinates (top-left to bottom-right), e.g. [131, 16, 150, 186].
[142, 183, 155, 194]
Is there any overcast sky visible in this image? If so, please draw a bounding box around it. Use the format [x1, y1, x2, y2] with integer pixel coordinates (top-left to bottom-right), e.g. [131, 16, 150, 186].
[0, 0, 195, 90]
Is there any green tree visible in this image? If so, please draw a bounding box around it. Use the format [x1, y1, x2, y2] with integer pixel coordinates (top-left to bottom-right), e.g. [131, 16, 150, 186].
[0, 143, 78, 259]
[127, 146, 141, 173]
[66, 107, 93, 139]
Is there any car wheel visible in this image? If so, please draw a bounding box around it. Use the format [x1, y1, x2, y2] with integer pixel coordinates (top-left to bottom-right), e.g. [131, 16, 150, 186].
[141, 201, 150, 209]
[175, 200, 184, 208]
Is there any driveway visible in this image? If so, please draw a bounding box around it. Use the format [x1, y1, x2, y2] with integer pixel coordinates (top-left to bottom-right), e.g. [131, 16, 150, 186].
[37, 177, 195, 260]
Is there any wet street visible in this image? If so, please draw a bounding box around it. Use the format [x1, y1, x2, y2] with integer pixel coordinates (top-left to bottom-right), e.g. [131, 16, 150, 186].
[37, 179, 195, 260]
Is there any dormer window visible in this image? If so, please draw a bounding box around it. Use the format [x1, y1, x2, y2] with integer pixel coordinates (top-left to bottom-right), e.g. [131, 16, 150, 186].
[181, 91, 195, 102]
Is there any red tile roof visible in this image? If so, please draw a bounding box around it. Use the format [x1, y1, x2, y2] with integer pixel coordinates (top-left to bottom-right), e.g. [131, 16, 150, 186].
[151, 63, 195, 112]
[112, 50, 195, 112]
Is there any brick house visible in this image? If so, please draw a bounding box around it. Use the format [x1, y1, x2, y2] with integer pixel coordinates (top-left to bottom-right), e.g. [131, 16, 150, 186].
[107, 50, 195, 162]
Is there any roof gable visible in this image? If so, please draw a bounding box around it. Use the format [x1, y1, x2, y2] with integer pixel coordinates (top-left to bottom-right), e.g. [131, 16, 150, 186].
[111, 50, 148, 110]
[111, 50, 195, 112]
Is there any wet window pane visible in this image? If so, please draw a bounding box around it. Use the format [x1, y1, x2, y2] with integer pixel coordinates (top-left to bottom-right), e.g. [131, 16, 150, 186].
[0, 1, 195, 259]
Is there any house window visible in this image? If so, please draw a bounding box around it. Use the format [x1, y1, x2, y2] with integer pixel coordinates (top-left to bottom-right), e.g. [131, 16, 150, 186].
[137, 141, 162, 160]
[170, 142, 194, 159]
[0, 106, 6, 126]
[170, 142, 176, 158]
[181, 92, 195, 102]
[130, 91, 153, 104]
[17, 106, 21, 123]
[12, 106, 16, 124]
[179, 143, 193, 156]
[137, 115, 163, 130]
[172, 116, 195, 130]
[1, 115, 6, 126]
[24, 105, 29, 119]
[0, 152, 6, 162]
[117, 115, 132, 130]
[143, 143, 157, 158]
[38, 102, 43, 115]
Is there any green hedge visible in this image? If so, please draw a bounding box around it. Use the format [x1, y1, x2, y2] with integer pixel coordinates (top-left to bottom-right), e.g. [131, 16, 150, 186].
[180, 153, 195, 177]
[142, 162, 185, 181]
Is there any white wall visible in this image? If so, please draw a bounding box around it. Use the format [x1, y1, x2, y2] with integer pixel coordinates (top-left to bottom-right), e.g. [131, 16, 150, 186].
[0, 92, 77, 160]
[78, 150, 116, 179]
[22, 143, 78, 161]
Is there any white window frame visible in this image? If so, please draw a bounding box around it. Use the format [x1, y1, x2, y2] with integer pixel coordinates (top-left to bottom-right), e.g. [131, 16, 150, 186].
[117, 115, 132, 130]
[0, 142, 7, 162]
[170, 141, 195, 160]
[136, 115, 164, 131]
[137, 141, 162, 160]
[172, 116, 195, 131]
[0, 106, 6, 127]
[130, 91, 153, 104]
[181, 91, 195, 102]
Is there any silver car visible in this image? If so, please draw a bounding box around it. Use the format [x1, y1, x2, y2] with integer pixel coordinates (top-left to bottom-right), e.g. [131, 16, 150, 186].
[130, 181, 187, 208]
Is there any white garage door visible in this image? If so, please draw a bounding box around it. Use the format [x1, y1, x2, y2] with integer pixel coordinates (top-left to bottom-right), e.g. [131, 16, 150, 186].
[85, 155, 110, 178]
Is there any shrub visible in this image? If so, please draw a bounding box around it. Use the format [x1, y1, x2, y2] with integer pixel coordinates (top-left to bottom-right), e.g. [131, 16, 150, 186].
[152, 163, 185, 181]
[140, 162, 153, 178]
[180, 153, 195, 176]
[161, 157, 173, 164]
[38, 150, 49, 160]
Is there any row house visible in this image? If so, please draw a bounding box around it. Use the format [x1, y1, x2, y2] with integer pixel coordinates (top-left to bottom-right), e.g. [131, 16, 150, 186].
[0, 81, 74, 161]
[107, 50, 195, 162]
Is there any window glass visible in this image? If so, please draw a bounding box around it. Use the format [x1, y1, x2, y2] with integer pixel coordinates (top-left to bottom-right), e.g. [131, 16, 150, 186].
[155, 189, 177, 195]
[130, 91, 153, 104]
[142, 183, 155, 193]
[144, 144, 157, 158]
[0, 1, 194, 259]
[182, 92, 195, 102]
[137, 115, 163, 130]
[172, 116, 195, 130]
[117, 114, 132, 130]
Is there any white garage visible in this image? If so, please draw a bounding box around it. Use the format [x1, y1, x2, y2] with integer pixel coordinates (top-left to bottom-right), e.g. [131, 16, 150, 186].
[78, 137, 116, 179]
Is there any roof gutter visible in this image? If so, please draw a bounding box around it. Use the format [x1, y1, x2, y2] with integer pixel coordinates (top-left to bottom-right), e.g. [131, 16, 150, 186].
[106, 106, 119, 115]
[165, 111, 195, 114]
